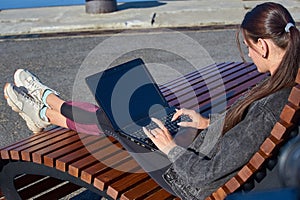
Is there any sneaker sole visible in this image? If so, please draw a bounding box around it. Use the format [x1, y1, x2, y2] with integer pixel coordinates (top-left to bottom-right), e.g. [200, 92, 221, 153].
[4, 83, 43, 133]
[4, 83, 21, 113]
[19, 112, 43, 134]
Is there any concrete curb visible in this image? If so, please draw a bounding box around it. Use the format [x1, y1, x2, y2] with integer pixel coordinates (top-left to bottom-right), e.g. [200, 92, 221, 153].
[1, 0, 300, 36]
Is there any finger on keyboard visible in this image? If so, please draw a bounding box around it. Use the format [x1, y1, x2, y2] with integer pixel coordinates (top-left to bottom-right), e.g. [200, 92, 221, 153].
[151, 117, 165, 129]
[171, 109, 183, 121]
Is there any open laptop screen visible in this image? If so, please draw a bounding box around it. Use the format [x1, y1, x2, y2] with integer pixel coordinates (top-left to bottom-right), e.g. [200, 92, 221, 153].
[85, 58, 170, 131]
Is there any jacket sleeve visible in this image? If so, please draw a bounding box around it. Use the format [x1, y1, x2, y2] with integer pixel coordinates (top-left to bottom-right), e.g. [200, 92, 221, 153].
[167, 102, 277, 187]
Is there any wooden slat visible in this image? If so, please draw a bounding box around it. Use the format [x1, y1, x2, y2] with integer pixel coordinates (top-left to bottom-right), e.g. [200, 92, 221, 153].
[164, 63, 257, 100]
[170, 67, 265, 112]
[0, 128, 52, 157]
[81, 151, 131, 184]
[68, 140, 120, 177]
[162, 62, 250, 98]
[9, 128, 72, 160]
[120, 179, 160, 200]
[160, 62, 224, 88]
[159, 62, 226, 92]
[32, 133, 90, 164]
[21, 130, 79, 162]
[197, 74, 265, 113]
[260, 138, 278, 157]
[288, 85, 300, 106]
[68, 139, 121, 177]
[223, 177, 241, 193]
[200, 73, 266, 114]
[166, 63, 260, 107]
[237, 165, 254, 182]
[143, 188, 174, 200]
[55, 135, 105, 172]
[271, 121, 291, 141]
[0, 127, 64, 159]
[107, 173, 150, 199]
[93, 158, 141, 190]
[212, 187, 227, 200]
[161, 62, 248, 95]
[248, 151, 267, 170]
[280, 103, 299, 124]
[43, 134, 102, 167]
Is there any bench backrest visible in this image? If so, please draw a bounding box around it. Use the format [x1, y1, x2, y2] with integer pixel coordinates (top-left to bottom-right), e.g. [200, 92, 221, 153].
[206, 68, 300, 200]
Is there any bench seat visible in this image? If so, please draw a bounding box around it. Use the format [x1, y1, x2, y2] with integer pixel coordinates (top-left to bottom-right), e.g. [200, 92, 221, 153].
[0, 62, 267, 200]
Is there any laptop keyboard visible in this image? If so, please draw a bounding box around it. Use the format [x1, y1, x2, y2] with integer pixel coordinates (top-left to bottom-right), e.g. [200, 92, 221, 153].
[122, 110, 192, 151]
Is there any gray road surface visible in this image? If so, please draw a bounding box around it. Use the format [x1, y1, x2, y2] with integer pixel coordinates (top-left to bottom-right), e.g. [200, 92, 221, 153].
[0, 28, 246, 148]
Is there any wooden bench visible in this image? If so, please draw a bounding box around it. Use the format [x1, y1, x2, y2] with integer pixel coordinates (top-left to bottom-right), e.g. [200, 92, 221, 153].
[0, 62, 268, 200]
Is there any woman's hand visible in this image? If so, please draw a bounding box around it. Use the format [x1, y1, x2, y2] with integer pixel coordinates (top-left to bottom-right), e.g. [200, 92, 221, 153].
[143, 118, 177, 155]
[172, 108, 209, 130]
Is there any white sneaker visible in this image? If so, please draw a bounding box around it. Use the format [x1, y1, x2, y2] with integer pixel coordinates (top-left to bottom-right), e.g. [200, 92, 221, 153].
[14, 69, 59, 107]
[4, 83, 50, 133]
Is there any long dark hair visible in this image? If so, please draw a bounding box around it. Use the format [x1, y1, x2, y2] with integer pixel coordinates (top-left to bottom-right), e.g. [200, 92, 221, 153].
[223, 2, 300, 134]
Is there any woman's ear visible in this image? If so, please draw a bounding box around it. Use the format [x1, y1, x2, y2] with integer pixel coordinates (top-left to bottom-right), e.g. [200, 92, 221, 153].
[258, 38, 269, 58]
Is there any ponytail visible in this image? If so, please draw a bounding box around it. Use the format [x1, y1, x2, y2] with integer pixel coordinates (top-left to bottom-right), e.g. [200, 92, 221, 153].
[223, 3, 300, 134]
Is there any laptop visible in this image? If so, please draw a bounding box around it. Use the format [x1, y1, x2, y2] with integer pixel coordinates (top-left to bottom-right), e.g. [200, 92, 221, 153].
[85, 58, 191, 151]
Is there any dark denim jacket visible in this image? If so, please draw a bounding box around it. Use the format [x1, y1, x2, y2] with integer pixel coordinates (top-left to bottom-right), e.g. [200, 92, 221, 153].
[163, 87, 291, 200]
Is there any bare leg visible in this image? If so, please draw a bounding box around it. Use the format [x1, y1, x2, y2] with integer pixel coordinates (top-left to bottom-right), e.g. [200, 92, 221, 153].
[46, 109, 68, 128]
[41, 93, 68, 128]
[45, 93, 65, 112]
[42, 93, 102, 135]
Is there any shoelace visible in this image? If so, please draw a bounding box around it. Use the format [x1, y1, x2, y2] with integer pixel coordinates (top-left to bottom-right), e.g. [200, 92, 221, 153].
[15, 86, 41, 110]
[25, 76, 43, 99]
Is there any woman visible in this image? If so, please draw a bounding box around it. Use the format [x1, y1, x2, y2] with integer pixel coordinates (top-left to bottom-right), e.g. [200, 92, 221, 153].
[142, 2, 300, 199]
[4, 2, 300, 199]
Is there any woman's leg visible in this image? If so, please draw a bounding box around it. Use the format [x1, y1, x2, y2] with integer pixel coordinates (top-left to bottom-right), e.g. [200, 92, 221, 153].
[38, 93, 68, 128]
[42, 92, 102, 135]
[45, 109, 68, 128]
[59, 101, 102, 135]
[45, 93, 65, 113]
